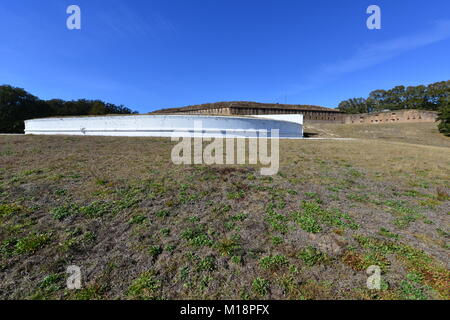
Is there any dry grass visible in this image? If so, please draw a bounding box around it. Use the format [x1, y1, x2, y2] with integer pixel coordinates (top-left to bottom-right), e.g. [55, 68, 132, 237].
[305, 122, 450, 148]
[0, 123, 449, 300]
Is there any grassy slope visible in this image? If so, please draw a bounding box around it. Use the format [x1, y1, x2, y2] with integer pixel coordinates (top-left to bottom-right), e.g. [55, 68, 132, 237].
[0, 123, 449, 300]
[304, 122, 450, 148]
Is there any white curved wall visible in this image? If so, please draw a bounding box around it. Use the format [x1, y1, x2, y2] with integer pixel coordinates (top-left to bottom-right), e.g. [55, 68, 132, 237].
[25, 115, 303, 138]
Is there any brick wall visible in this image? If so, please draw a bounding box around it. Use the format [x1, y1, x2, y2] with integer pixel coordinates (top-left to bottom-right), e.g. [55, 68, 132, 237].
[343, 109, 438, 124]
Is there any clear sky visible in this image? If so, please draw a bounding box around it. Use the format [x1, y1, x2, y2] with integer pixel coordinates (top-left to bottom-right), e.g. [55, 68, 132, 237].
[1, 0, 449, 113]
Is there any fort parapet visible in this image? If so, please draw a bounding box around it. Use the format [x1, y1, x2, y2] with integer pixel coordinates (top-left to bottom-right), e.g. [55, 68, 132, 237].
[151, 101, 344, 123]
[343, 109, 438, 124]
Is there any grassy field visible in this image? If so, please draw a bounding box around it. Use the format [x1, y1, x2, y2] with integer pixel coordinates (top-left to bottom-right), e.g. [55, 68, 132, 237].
[0, 122, 449, 300]
[305, 122, 450, 148]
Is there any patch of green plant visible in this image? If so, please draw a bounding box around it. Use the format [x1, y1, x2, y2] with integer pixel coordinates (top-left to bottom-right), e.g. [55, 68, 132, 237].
[80, 201, 112, 218]
[305, 192, 319, 198]
[265, 202, 289, 233]
[196, 256, 216, 272]
[149, 245, 163, 257]
[294, 201, 359, 233]
[39, 273, 63, 292]
[95, 178, 108, 186]
[165, 244, 176, 252]
[297, 246, 326, 266]
[188, 216, 200, 223]
[347, 193, 370, 202]
[51, 203, 80, 221]
[22, 169, 43, 176]
[215, 238, 241, 256]
[212, 203, 231, 214]
[160, 228, 170, 237]
[231, 255, 242, 264]
[294, 211, 322, 233]
[231, 213, 247, 222]
[227, 190, 245, 200]
[384, 200, 422, 226]
[224, 221, 236, 231]
[181, 226, 214, 247]
[252, 277, 269, 296]
[0, 239, 16, 258]
[393, 214, 421, 229]
[0, 203, 24, 217]
[347, 168, 363, 178]
[5, 220, 33, 235]
[436, 228, 449, 238]
[116, 194, 140, 210]
[83, 231, 97, 243]
[271, 236, 283, 245]
[129, 214, 147, 225]
[155, 209, 169, 218]
[54, 189, 67, 196]
[259, 255, 289, 271]
[399, 273, 429, 300]
[14, 232, 52, 255]
[127, 270, 161, 300]
[353, 235, 449, 297]
[68, 283, 108, 300]
[326, 186, 338, 193]
[378, 227, 400, 239]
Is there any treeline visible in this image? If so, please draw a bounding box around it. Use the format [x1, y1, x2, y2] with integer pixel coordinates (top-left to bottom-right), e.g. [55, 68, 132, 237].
[0, 85, 136, 133]
[337, 80, 450, 114]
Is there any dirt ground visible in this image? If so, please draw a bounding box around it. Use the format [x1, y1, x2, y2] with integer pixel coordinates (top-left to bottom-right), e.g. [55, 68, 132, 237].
[0, 122, 449, 300]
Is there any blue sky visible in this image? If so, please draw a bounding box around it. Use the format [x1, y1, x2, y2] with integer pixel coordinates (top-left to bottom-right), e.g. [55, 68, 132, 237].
[1, 0, 449, 113]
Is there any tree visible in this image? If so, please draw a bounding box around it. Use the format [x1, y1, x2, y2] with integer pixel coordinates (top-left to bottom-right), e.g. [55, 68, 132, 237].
[437, 101, 450, 136]
[338, 98, 372, 114]
[0, 85, 136, 133]
[340, 80, 449, 115]
[0, 85, 51, 133]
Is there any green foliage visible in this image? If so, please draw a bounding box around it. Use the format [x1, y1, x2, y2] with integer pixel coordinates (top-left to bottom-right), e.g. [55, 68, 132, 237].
[294, 210, 322, 233]
[296, 201, 360, 232]
[216, 238, 241, 256]
[338, 80, 450, 114]
[0, 85, 136, 133]
[181, 226, 214, 247]
[196, 256, 216, 272]
[0, 203, 23, 217]
[252, 278, 269, 296]
[271, 236, 283, 245]
[14, 233, 52, 254]
[51, 203, 80, 221]
[80, 201, 111, 218]
[297, 246, 326, 266]
[437, 104, 450, 136]
[259, 255, 289, 271]
[338, 97, 373, 114]
[127, 271, 161, 300]
[149, 245, 163, 257]
[400, 273, 428, 300]
[378, 228, 400, 239]
[265, 202, 289, 233]
[227, 190, 245, 200]
[128, 214, 147, 225]
[155, 209, 169, 218]
[231, 213, 248, 222]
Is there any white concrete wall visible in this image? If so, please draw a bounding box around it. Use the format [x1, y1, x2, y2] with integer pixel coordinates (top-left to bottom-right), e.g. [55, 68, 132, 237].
[251, 115, 303, 136]
[25, 115, 303, 138]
